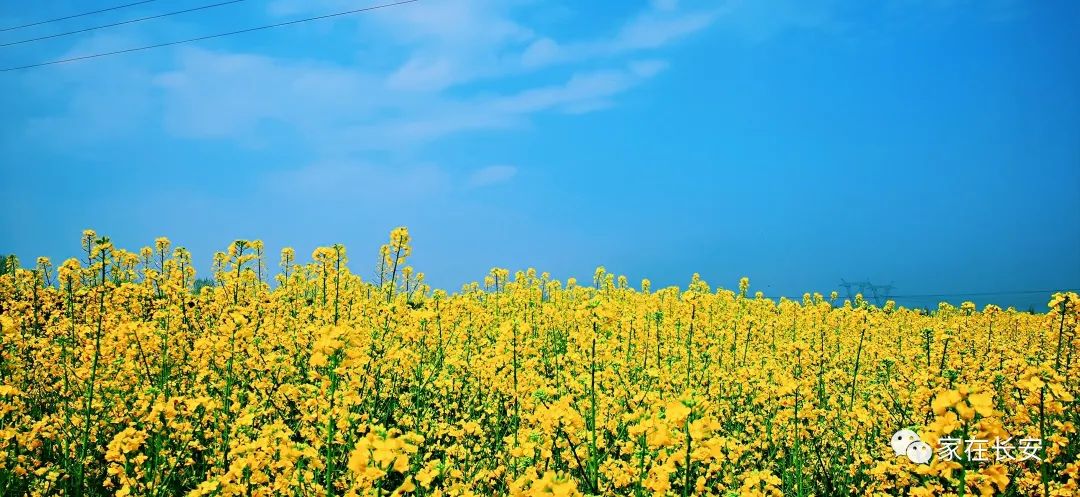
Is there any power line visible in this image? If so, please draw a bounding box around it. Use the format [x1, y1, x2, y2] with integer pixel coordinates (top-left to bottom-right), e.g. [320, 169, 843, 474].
[756, 287, 1077, 304]
[1, 1, 159, 32]
[1, 0, 421, 71]
[887, 289, 1077, 299]
[3, 1, 247, 48]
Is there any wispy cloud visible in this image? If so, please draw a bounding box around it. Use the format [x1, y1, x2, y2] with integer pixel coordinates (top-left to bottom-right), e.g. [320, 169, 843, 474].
[11, 0, 725, 187]
[270, 0, 537, 91]
[262, 161, 451, 200]
[328, 60, 667, 151]
[518, 4, 721, 69]
[468, 165, 517, 188]
[265, 0, 713, 88]
[153, 48, 386, 142]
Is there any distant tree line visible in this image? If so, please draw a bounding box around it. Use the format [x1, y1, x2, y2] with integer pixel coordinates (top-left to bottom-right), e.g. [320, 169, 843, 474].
[193, 277, 215, 293]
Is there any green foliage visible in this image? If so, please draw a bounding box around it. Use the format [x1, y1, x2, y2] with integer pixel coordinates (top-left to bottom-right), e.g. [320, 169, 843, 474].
[193, 277, 215, 293]
[0, 254, 17, 276]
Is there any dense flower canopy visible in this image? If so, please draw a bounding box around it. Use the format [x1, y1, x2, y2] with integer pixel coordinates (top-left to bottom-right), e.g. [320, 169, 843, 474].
[0, 228, 1077, 496]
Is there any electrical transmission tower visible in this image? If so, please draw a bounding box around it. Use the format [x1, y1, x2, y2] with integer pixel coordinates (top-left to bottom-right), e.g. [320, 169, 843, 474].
[839, 278, 895, 306]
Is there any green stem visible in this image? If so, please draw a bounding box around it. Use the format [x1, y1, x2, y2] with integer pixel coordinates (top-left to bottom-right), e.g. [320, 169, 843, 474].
[76, 243, 108, 495]
[848, 328, 865, 410]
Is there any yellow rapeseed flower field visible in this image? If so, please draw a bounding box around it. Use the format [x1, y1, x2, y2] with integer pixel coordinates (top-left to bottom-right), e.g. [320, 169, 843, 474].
[0, 228, 1076, 496]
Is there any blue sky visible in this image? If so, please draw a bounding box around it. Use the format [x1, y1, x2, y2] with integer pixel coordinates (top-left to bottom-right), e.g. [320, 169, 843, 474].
[1, 0, 1077, 309]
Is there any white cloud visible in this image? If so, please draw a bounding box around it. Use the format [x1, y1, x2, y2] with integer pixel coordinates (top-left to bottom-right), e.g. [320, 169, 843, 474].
[148, 44, 665, 152]
[273, 0, 536, 91]
[387, 55, 459, 91]
[491, 64, 660, 115]
[267, 0, 713, 87]
[520, 38, 561, 68]
[263, 162, 451, 200]
[712, 0, 840, 43]
[516, 5, 719, 70]
[12, 0, 723, 182]
[153, 47, 389, 143]
[331, 61, 664, 151]
[129, 0, 713, 153]
[652, 0, 681, 12]
[613, 9, 719, 51]
[16, 32, 158, 145]
[630, 59, 669, 78]
[468, 165, 518, 188]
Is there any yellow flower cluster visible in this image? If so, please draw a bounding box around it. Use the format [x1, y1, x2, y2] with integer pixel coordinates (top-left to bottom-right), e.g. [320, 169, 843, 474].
[0, 228, 1077, 496]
